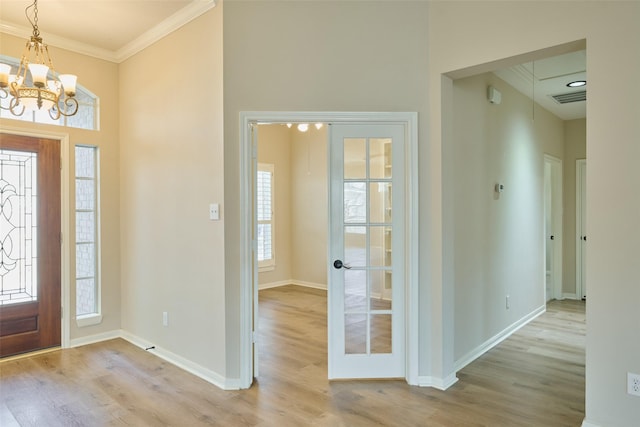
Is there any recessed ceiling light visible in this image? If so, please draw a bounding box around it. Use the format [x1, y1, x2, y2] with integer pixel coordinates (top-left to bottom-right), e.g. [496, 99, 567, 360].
[567, 80, 586, 88]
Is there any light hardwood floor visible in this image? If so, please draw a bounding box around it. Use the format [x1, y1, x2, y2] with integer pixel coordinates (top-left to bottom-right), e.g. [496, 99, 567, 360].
[0, 285, 585, 426]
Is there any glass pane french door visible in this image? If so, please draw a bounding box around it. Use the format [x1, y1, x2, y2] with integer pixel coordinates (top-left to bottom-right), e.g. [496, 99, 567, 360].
[328, 123, 404, 379]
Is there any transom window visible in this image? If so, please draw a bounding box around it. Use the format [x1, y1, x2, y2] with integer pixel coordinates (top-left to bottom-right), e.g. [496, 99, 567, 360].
[0, 55, 99, 130]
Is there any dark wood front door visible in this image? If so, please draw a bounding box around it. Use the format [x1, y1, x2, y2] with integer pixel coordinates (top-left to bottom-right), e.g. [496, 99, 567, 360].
[0, 133, 61, 357]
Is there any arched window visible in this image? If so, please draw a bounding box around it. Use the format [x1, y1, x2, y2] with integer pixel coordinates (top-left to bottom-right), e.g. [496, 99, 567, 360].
[0, 55, 99, 130]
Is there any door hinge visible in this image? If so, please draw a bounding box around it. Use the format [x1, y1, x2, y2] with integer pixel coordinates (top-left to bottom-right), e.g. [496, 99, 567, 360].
[252, 331, 257, 343]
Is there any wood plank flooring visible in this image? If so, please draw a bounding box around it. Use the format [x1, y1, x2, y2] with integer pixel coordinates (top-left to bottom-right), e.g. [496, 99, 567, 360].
[0, 285, 585, 426]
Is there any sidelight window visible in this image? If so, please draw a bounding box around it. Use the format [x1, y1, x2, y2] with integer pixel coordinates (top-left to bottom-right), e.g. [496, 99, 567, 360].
[75, 145, 101, 325]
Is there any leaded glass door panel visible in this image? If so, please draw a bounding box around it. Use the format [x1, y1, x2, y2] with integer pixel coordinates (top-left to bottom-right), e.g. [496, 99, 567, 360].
[0, 133, 61, 357]
[328, 124, 404, 379]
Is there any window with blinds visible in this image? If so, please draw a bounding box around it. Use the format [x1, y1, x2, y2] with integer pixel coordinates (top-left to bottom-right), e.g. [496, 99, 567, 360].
[257, 163, 275, 269]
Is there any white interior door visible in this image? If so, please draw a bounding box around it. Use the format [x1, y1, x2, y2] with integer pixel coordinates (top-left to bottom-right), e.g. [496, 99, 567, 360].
[328, 123, 405, 379]
[577, 159, 587, 300]
[544, 154, 563, 302]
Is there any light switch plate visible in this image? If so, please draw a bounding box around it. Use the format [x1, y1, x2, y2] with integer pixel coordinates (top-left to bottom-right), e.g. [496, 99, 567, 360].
[209, 203, 220, 220]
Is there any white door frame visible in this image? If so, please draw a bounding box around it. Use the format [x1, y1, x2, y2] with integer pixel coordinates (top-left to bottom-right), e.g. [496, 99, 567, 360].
[238, 111, 419, 389]
[543, 154, 563, 301]
[576, 159, 587, 300]
[1, 125, 71, 349]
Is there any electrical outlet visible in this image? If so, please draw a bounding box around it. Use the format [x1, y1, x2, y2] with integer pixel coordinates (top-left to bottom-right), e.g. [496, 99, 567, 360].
[628, 372, 640, 397]
[162, 311, 169, 327]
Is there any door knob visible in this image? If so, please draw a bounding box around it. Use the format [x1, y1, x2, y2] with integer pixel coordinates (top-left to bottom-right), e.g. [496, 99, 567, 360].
[333, 260, 352, 269]
[550, 235, 554, 240]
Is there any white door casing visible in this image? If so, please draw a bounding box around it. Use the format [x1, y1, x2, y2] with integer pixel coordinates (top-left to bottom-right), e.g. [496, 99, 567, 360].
[238, 111, 418, 389]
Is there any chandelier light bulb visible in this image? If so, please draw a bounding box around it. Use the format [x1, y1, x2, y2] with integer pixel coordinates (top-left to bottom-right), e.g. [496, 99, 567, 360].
[28, 63, 49, 88]
[297, 123, 309, 132]
[59, 74, 77, 96]
[0, 64, 9, 87]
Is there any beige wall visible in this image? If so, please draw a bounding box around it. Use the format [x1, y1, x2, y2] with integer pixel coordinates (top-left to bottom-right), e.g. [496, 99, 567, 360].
[4, 1, 639, 424]
[452, 72, 564, 363]
[290, 126, 328, 287]
[429, 1, 640, 425]
[257, 124, 328, 289]
[119, 6, 225, 376]
[223, 0, 430, 378]
[0, 32, 121, 341]
[257, 125, 293, 286]
[562, 119, 586, 296]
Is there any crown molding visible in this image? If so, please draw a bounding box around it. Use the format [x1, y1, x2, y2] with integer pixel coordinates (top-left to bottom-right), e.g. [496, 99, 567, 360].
[0, 21, 119, 62]
[116, 0, 216, 63]
[0, 0, 216, 64]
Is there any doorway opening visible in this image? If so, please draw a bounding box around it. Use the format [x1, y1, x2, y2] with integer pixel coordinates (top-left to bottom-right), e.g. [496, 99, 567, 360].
[444, 40, 587, 377]
[238, 112, 419, 389]
[254, 122, 329, 380]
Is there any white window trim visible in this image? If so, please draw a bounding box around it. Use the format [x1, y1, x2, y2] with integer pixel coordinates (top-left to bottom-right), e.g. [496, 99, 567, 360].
[74, 145, 102, 327]
[257, 163, 275, 271]
[76, 313, 103, 327]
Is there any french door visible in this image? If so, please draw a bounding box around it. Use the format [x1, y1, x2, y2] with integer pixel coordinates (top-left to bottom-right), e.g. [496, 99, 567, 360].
[0, 133, 61, 357]
[328, 123, 405, 379]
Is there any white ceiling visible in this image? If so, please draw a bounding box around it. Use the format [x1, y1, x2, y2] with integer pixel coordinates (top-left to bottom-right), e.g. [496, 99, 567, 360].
[494, 50, 586, 120]
[1, 1, 586, 120]
[0, 0, 216, 62]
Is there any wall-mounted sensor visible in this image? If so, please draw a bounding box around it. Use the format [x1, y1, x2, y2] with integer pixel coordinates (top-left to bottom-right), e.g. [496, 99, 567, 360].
[488, 86, 502, 104]
[495, 183, 504, 193]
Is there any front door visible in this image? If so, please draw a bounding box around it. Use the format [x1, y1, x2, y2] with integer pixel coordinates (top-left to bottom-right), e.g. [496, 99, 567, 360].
[328, 123, 404, 379]
[0, 133, 61, 357]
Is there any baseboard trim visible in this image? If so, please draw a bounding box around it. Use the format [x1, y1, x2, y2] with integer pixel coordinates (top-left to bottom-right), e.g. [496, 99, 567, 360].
[119, 331, 238, 390]
[291, 280, 327, 290]
[68, 329, 237, 391]
[562, 293, 579, 300]
[258, 280, 293, 290]
[454, 304, 546, 372]
[581, 420, 602, 427]
[418, 373, 459, 390]
[69, 329, 121, 348]
[259, 280, 327, 291]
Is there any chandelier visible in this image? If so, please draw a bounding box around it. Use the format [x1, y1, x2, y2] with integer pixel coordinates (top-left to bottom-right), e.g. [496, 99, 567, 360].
[0, 0, 78, 119]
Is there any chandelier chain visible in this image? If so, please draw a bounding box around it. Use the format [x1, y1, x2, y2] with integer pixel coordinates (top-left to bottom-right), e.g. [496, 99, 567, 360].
[26, 1, 40, 39]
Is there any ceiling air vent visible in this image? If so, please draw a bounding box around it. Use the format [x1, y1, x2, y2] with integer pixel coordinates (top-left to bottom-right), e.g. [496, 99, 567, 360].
[551, 90, 587, 104]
